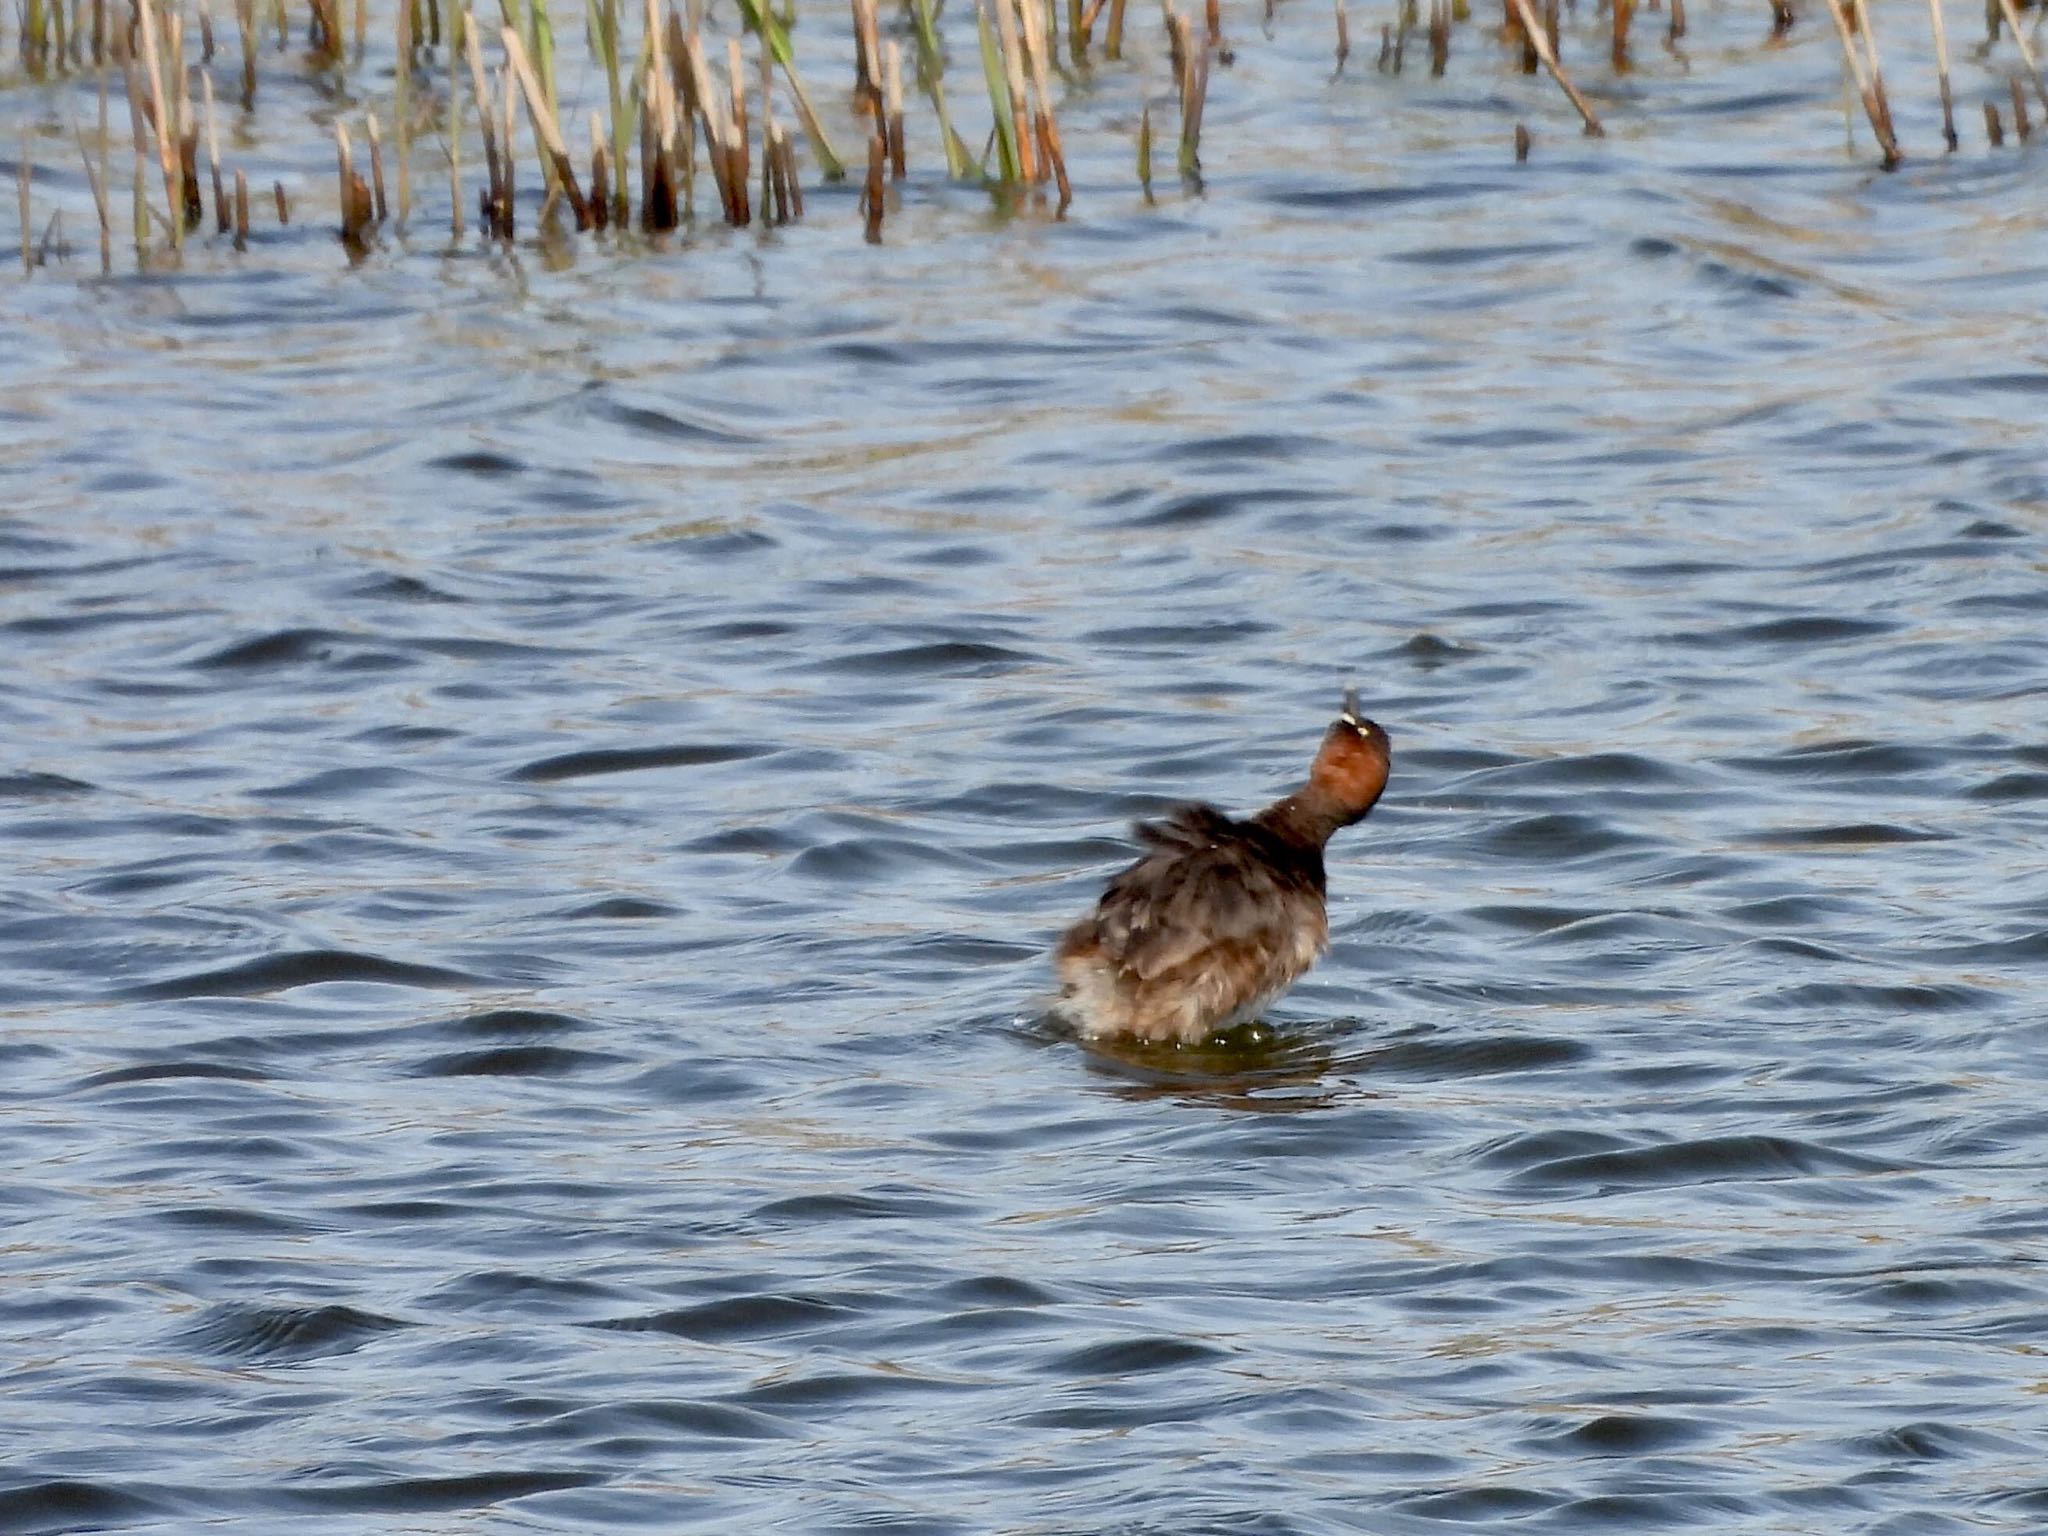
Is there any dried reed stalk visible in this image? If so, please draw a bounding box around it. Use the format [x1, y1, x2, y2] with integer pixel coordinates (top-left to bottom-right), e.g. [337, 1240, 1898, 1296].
[76, 95, 114, 272]
[1515, 120, 1531, 158]
[1927, 0, 1956, 148]
[446, 10, 463, 236]
[727, 34, 751, 223]
[778, 125, 802, 216]
[463, 11, 507, 234]
[1506, 0, 1604, 134]
[1984, 100, 2004, 143]
[334, 121, 373, 241]
[909, 0, 971, 177]
[851, 0, 883, 117]
[273, 180, 288, 221]
[504, 23, 592, 225]
[1992, 0, 2048, 114]
[2012, 76, 2032, 137]
[1611, 0, 1631, 67]
[1333, 0, 1347, 69]
[233, 167, 248, 247]
[202, 71, 226, 231]
[1136, 100, 1152, 191]
[235, 0, 256, 106]
[885, 38, 906, 177]
[365, 112, 388, 223]
[995, 0, 1037, 178]
[499, 62, 517, 235]
[862, 127, 884, 238]
[169, 11, 202, 228]
[1667, 0, 1685, 40]
[394, 0, 411, 224]
[1428, 0, 1446, 73]
[1016, 0, 1070, 200]
[1175, 9, 1208, 175]
[133, 0, 178, 221]
[1105, 0, 1128, 56]
[588, 109, 608, 229]
[732, 0, 845, 177]
[19, 130, 33, 275]
[975, 0, 1023, 179]
[1819, 0, 1899, 164]
[589, 0, 626, 220]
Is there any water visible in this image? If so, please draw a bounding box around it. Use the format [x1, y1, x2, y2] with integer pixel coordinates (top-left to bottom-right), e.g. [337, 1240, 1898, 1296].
[5, 1, 2048, 1528]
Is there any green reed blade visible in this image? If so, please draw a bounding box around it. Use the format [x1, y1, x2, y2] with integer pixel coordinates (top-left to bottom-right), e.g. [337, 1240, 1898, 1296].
[909, 0, 970, 178]
[976, 0, 1019, 181]
[732, 0, 846, 178]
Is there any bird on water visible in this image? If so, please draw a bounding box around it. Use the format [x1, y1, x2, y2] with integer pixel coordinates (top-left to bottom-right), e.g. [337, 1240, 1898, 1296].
[1053, 689, 1392, 1044]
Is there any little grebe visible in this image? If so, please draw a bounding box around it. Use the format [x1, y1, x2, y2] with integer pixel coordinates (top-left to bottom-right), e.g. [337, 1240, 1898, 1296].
[1054, 690, 1391, 1044]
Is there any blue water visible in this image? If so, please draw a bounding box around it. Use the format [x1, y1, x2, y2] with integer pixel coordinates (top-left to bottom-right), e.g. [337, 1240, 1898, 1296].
[5, 0, 2048, 1528]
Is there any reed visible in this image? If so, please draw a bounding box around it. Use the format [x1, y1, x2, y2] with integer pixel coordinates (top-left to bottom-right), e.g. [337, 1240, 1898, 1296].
[1991, 0, 2048, 116]
[908, 0, 971, 178]
[1506, 0, 1603, 135]
[499, 60, 516, 234]
[731, 0, 843, 177]
[1984, 99, 2003, 143]
[1927, 0, 1956, 149]
[202, 70, 225, 230]
[2011, 76, 2031, 139]
[784, 125, 802, 213]
[448, 6, 464, 235]
[364, 111, 388, 222]
[1610, 0, 1631, 69]
[76, 88, 113, 272]
[504, 22, 592, 225]
[335, 119, 373, 242]
[133, 0, 178, 223]
[233, 165, 248, 245]
[1333, 0, 1346, 71]
[976, 0, 1022, 180]
[20, 129, 32, 275]
[273, 179, 287, 221]
[169, 12, 202, 227]
[1171, 7, 1206, 177]
[1104, 0, 1127, 57]
[994, 0, 1036, 179]
[877, 38, 902, 176]
[235, 0, 256, 105]
[463, 12, 507, 233]
[851, 0, 881, 116]
[1819, 0, 1898, 165]
[1427, 0, 1446, 74]
[1514, 120, 1530, 158]
[589, 0, 627, 217]
[1666, 0, 1683, 42]
[395, 0, 412, 224]
[861, 125, 883, 237]
[727, 34, 751, 223]
[585, 108, 607, 226]
[1015, 0, 1070, 203]
[1136, 98, 1151, 192]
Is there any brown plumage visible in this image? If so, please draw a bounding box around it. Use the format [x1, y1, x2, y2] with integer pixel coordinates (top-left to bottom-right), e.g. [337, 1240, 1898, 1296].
[1054, 690, 1392, 1044]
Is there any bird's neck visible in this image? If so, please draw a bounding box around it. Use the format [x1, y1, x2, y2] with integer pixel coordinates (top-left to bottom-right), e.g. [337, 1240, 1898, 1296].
[1253, 786, 1350, 851]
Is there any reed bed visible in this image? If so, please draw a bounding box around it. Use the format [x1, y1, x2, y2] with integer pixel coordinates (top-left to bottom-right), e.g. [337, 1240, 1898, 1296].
[4, 0, 2046, 273]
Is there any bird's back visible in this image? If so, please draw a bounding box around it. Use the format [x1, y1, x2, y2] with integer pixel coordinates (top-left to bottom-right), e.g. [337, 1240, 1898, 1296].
[1055, 804, 1329, 1042]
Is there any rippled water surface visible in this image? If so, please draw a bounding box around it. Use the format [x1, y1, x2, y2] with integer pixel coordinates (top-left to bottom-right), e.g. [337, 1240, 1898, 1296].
[5, 1, 2048, 1527]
